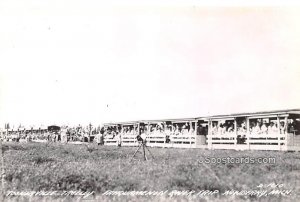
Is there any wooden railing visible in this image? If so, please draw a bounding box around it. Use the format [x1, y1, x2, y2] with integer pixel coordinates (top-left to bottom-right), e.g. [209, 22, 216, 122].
[170, 134, 195, 143]
[247, 133, 286, 144]
[207, 133, 288, 150]
[246, 133, 287, 151]
[121, 134, 138, 146]
[207, 133, 237, 144]
[103, 132, 296, 151]
[207, 133, 236, 149]
[104, 134, 118, 146]
[146, 133, 166, 147]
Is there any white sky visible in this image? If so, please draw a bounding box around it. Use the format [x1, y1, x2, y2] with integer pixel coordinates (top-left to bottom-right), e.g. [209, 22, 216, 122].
[1, 1, 300, 127]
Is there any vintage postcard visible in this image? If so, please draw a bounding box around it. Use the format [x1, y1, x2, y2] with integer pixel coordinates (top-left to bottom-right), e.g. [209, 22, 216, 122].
[0, 0, 300, 201]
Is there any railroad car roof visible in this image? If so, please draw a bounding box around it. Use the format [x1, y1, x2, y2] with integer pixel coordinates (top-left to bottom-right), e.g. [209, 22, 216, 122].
[201, 108, 300, 119]
[104, 108, 300, 125]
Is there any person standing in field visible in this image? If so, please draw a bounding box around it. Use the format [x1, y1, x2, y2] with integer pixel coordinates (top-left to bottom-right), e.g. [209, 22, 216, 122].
[96, 132, 102, 145]
[61, 127, 68, 143]
[116, 131, 122, 147]
[96, 127, 105, 145]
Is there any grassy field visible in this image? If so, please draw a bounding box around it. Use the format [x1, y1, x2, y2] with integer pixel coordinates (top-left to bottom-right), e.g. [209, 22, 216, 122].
[1, 142, 300, 202]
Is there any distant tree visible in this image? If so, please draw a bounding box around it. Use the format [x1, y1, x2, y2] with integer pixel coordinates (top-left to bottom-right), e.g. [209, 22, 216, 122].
[5, 123, 10, 130]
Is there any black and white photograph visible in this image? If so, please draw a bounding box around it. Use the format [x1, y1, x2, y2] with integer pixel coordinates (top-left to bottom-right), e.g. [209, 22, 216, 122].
[1, 0, 300, 201]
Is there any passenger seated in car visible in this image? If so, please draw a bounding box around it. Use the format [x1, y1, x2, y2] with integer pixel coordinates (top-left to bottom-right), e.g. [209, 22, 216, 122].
[253, 122, 261, 134]
[268, 122, 277, 134]
[280, 121, 286, 134]
[261, 122, 268, 134]
[217, 123, 224, 135]
[212, 123, 218, 135]
[268, 122, 273, 133]
[237, 123, 246, 135]
[189, 126, 195, 135]
[182, 125, 188, 135]
[227, 124, 234, 133]
[174, 125, 180, 136]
